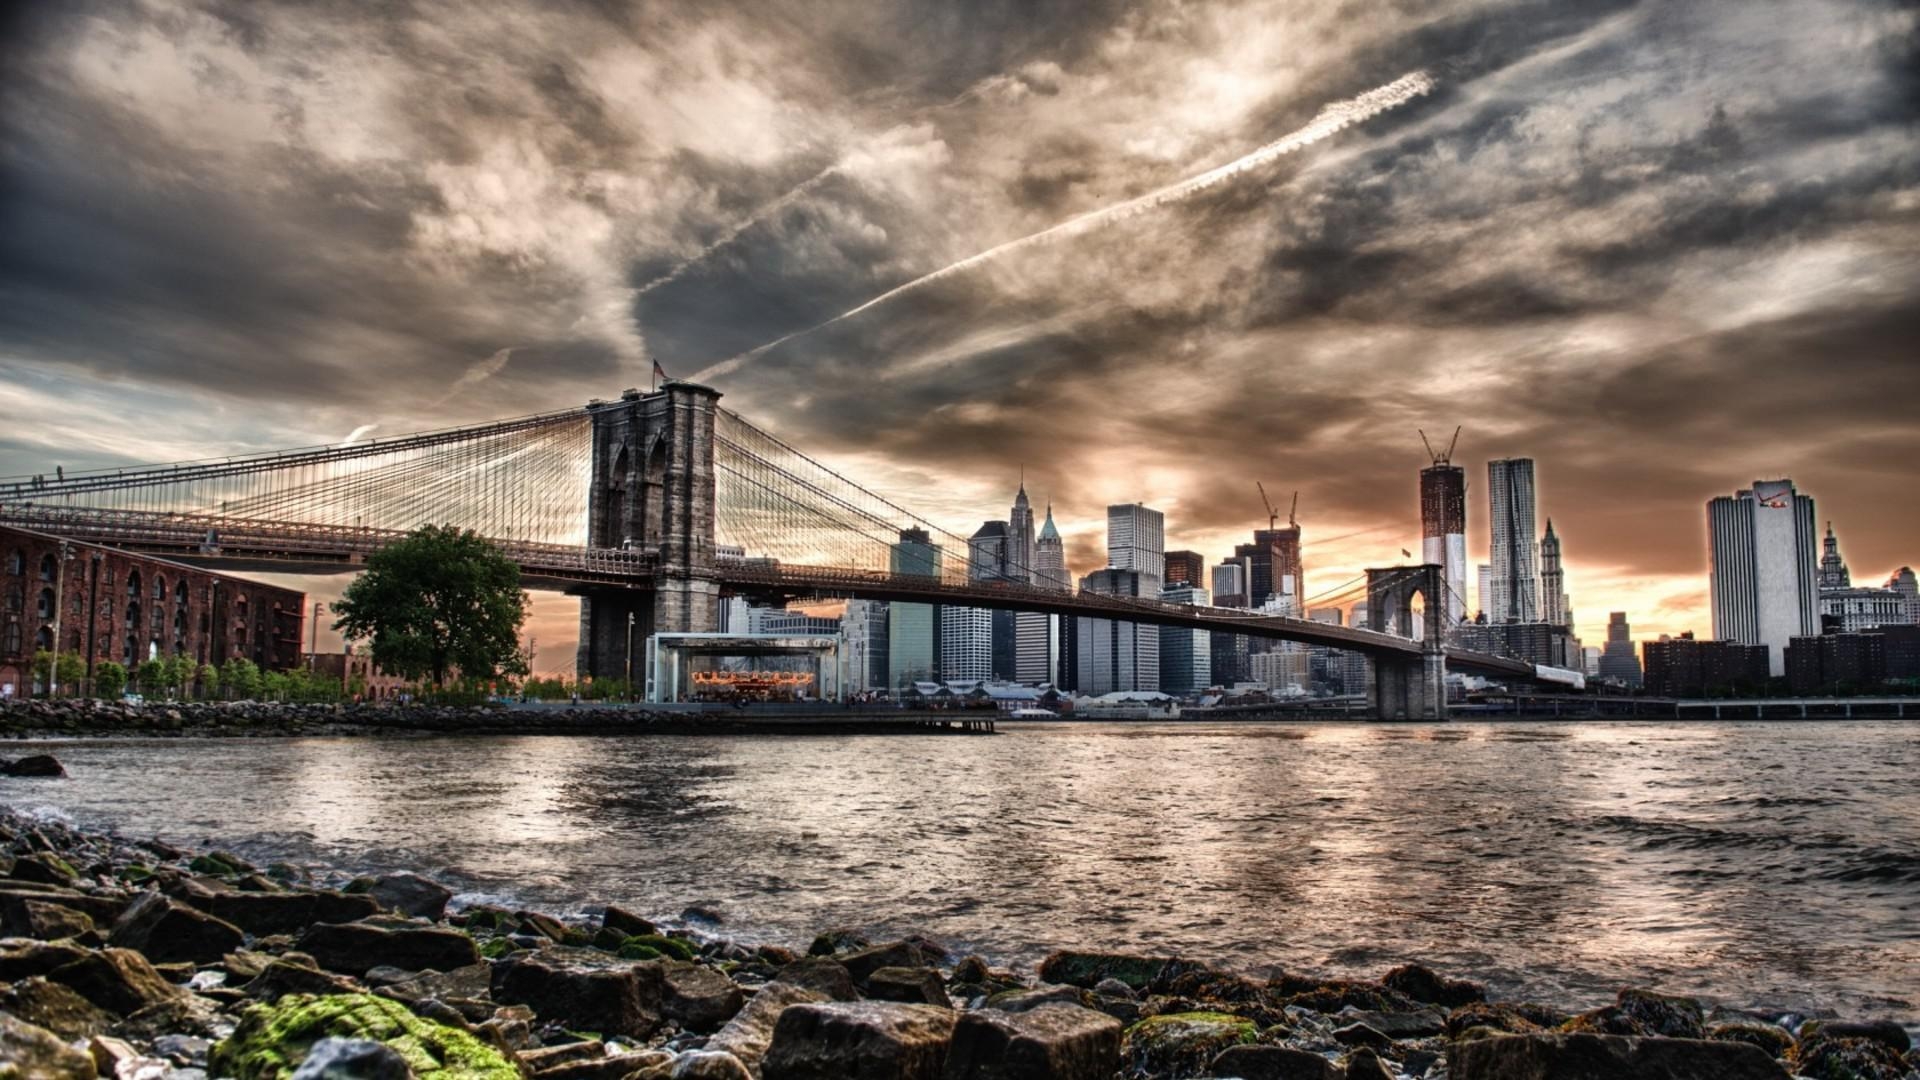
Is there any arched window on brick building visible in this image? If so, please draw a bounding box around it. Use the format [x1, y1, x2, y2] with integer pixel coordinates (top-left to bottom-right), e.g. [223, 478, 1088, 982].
[6, 549, 22, 576]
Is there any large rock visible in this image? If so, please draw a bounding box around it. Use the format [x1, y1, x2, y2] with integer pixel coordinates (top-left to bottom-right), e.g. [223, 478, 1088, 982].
[1208, 1045, 1339, 1080]
[762, 1001, 957, 1080]
[1790, 1031, 1912, 1080]
[1560, 988, 1705, 1039]
[369, 873, 454, 920]
[492, 953, 665, 1039]
[1119, 1013, 1256, 1078]
[534, 1052, 674, 1080]
[0, 883, 126, 925]
[600, 904, 656, 938]
[245, 958, 363, 1000]
[12, 898, 95, 940]
[211, 992, 520, 1080]
[1448, 1032, 1791, 1079]
[706, 982, 826, 1078]
[288, 1037, 414, 1080]
[1798, 1019, 1911, 1054]
[298, 921, 480, 976]
[661, 961, 746, 1032]
[0, 975, 116, 1041]
[0, 1011, 96, 1080]
[111, 890, 246, 964]
[47, 946, 183, 1016]
[1036, 951, 1182, 992]
[0, 935, 91, 980]
[10, 851, 80, 885]
[183, 886, 379, 936]
[643, 1051, 755, 1080]
[770, 957, 857, 1001]
[2, 754, 67, 777]
[941, 1003, 1120, 1080]
[840, 941, 943, 986]
[1380, 962, 1486, 1007]
[869, 967, 953, 1009]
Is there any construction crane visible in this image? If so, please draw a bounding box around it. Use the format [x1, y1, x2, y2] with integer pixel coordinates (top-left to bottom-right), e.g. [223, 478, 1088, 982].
[1419, 425, 1462, 467]
[1256, 483, 1302, 531]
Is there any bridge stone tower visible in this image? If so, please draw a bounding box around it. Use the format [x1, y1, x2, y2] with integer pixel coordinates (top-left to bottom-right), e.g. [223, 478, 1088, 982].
[577, 382, 723, 681]
[1365, 564, 1449, 720]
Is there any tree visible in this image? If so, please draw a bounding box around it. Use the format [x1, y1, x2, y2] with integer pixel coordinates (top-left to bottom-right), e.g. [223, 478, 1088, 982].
[94, 661, 128, 700]
[136, 658, 166, 695]
[197, 664, 219, 699]
[332, 524, 529, 688]
[31, 650, 53, 696]
[220, 657, 261, 700]
[53, 653, 83, 695]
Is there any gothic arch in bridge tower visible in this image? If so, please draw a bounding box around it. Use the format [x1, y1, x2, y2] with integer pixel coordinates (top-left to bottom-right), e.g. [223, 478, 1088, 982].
[1365, 564, 1449, 720]
[602, 442, 631, 547]
[639, 430, 668, 552]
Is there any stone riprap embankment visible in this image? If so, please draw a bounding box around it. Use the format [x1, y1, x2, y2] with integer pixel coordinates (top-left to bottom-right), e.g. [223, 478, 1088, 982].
[0, 699, 680, 739]
[0, 797, 1914, 1079]
[1, 700, 992, 739]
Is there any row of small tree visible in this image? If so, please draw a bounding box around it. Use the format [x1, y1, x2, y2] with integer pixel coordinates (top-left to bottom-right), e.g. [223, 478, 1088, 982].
[24, 652, 351, 703]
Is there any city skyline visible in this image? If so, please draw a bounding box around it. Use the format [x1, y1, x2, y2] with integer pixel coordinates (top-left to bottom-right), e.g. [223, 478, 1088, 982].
[3, 1, 1917, 661]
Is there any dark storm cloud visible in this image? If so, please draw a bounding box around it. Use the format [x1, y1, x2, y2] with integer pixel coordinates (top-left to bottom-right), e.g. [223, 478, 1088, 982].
[2, 0, 1917, 641]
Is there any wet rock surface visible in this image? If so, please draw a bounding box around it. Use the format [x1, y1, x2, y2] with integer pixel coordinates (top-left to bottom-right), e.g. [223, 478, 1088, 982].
[0, 803, 1913, 1080]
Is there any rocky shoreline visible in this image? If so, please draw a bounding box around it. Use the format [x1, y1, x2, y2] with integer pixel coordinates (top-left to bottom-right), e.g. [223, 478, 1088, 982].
[0, 700, 990, 740]
[1, 785, 1915, 1079]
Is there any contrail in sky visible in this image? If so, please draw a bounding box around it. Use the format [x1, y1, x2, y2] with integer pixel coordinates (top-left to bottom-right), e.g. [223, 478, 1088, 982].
[634, 167, 842, 298]
[692, 70, 1436, 382]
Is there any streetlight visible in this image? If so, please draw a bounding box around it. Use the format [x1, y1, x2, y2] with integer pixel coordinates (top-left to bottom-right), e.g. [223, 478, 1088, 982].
[309, 602, 326, 671]
[625, 611, 635, 702]
[47, 541, 72, 699]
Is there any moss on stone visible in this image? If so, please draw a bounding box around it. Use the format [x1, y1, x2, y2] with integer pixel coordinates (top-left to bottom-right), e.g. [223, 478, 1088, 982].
[1121, 1011, 1259, 1077]
[477, 938, 515, 960]
[189, 854, 239, 876]
[210, 993, 518, 1080]
[616, 943, 665, 961]
[620, 935, 694, 962]
[343, 876, 376, 895]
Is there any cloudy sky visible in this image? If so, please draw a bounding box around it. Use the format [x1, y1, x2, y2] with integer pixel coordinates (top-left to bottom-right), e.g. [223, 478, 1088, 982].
[3, 0, 1916, 664]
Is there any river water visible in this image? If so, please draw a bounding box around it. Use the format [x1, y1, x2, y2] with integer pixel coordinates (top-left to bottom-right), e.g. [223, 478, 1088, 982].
[3, 721, 1916, 1019]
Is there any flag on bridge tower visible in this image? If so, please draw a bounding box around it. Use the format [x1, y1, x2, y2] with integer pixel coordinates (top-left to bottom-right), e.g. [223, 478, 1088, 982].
[652, 359, 669, 390]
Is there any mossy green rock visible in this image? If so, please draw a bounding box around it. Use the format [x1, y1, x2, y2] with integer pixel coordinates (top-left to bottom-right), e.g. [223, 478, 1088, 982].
[1120, 1011, 1257, 1077]
[622, 934, 695, 962]
[211, 993, 518, 1080]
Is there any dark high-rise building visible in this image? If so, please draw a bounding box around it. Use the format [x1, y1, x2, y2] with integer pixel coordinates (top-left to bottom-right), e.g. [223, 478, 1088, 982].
[1239, 527, 1303, 610]
[1163, 550, 1207, 589]
[1488, 457, 1539, 623]
[1598, 611, 1643, 687]
[1421, 457, 1467, 626]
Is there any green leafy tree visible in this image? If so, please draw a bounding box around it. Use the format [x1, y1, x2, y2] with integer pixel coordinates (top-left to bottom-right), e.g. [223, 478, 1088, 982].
[93, 661, 128, 699]
[332, 524, 530, 688]
[53, 653, 84, 696]
[32, 650, 53, 696]
[197, 664, 219, 699]
[220, 657, 261, 700]
[136, 659, 166, 695]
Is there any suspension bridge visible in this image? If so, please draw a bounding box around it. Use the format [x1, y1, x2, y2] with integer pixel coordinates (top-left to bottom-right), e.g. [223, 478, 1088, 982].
[1, 381, 1542, 716]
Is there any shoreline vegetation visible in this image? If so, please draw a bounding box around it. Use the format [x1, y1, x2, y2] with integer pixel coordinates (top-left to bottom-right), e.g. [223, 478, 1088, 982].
[1, 780, 1915, 1078]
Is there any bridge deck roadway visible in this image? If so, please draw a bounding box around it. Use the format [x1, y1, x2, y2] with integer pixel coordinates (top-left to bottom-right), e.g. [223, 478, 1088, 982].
[718, 563, 1536, 678]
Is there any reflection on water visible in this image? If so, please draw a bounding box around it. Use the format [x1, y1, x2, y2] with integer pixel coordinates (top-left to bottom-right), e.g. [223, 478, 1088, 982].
[5, 721, 1917, 1017]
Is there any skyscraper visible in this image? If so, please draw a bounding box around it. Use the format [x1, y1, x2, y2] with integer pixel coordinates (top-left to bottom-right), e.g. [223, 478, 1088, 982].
[1008, 482, 1036, 583]
[1076, 569, 1159, 693]
[1157, 583, 1212, 693]
[1817, 522, 1850, 589]
[1708, 479, 1818, 676]
[955, 520, 1016, 680]
[887, 527, 942, 688]
[1033, 505, 1070, 592]
[1540, 519, 1572, 629]
[1106, 503, 1165, 583]
[1598, 611, 1642, 687]
[1476, 564, 1491, 621]
[1239, 528, 1303, 611]
[1163, 550, 1207, 588]
[1487, 457, 1540, 623]
[1420, 454, 1467, 626]
[1211, 558, 1250, 607]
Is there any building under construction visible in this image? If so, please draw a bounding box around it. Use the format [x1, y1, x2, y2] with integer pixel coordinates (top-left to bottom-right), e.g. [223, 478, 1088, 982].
[1419, 428, 1468, 626]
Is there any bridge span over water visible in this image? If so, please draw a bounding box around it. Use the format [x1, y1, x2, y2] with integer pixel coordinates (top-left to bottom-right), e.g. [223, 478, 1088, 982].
[3, 381, 1547, 716]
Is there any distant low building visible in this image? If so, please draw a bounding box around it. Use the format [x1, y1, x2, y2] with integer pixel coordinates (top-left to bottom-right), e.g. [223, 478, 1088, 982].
[1597, 611, 1643, 688]
[2, 524, 305, 698]
[1642, 632, 1771, 697]
[1785, 625, 1920, 694]
[309, 651, 410, 701]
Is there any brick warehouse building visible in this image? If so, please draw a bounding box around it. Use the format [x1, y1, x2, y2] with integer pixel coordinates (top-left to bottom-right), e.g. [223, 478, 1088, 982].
[1, 525, 305, 698]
